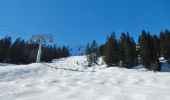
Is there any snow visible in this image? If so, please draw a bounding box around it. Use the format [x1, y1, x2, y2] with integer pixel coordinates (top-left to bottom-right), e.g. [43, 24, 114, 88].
[0, 56, 170, 100]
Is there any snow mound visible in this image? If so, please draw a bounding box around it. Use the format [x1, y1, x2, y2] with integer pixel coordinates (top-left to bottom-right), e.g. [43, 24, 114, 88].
[0, 56, 170, 100]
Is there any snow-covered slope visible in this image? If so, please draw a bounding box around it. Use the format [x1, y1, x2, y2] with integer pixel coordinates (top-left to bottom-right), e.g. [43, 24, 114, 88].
[0, 56, 170, 100]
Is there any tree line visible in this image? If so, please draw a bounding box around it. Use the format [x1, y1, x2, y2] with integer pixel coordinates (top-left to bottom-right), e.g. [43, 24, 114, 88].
[86, 30, 170, 71]
[0, 36, 70, 64]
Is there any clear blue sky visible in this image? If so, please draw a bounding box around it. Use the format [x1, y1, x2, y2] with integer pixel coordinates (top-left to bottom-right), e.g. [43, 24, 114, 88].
[0, 0, 170, 54]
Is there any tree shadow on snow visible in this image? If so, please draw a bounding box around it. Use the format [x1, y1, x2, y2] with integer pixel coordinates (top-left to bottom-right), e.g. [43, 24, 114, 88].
[43, 63, 85, 72]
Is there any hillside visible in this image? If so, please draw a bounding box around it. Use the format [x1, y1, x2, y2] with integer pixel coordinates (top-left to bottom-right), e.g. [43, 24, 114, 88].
[0, 56, 170, 100]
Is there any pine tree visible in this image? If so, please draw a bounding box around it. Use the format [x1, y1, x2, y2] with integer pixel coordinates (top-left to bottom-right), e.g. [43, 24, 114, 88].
[57, 47, 62, 58]
[86, 43, 92, 67]
[27, 43, 39, 63]
[99, 44, 105, 57]
[53, 44, 59, 59]
[120, 33, 126, 64]
[10, 38, 26, 64]
[62, 46, 70, 57]
[120, 32, 137, 68]
[91, 40, 99, 64]
[160, 30, 170, 63]
[0, 36, 12, 62]
[153, 35, 160, 57]
[139, 30, 160, 71]
[86, 40, 99, 67]
[103, 32, 120, 67]
[23, 42, 35, 64]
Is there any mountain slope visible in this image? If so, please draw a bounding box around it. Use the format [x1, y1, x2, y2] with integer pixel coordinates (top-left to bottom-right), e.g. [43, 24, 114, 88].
[0, 56, 170, 100]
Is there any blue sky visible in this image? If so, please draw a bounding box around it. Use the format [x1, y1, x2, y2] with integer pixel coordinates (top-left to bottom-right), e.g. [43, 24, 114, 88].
[0, 0, 170, 54]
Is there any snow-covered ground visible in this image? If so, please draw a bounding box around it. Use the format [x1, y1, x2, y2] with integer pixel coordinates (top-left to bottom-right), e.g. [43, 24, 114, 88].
[0, 56, 170, 100]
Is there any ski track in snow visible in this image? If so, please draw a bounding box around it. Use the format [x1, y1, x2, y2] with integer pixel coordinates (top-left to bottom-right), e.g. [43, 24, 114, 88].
[0, 56, 170, 100]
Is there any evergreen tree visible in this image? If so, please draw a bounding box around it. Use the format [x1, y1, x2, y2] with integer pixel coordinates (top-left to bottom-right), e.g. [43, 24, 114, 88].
[86, 43, 92, 67]
[27, 43, 39, 63]
[99, 44, 105, 57]
[57, 47, 62, 58]
[10, 38, 26, 64]
[160, 30, 170, 63]
[139, 30, 160, 71]
[86, 40, 99, 67]
[91, 40, 99, 64]
[153, 35, 160, 57]
[120, 33, 126, 63]
[0, 36, 12, 62]
[41, 45, 53, 62]
[23, 42, 36, 64]
[103, 32, 120, 67]
[120, 32, 137, 68]
[53, 44, 59, 59]
[61, 46, 70, 57]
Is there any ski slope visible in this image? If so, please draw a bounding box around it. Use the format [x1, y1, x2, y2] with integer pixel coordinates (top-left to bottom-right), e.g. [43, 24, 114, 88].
[0, 56, 170, 100]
